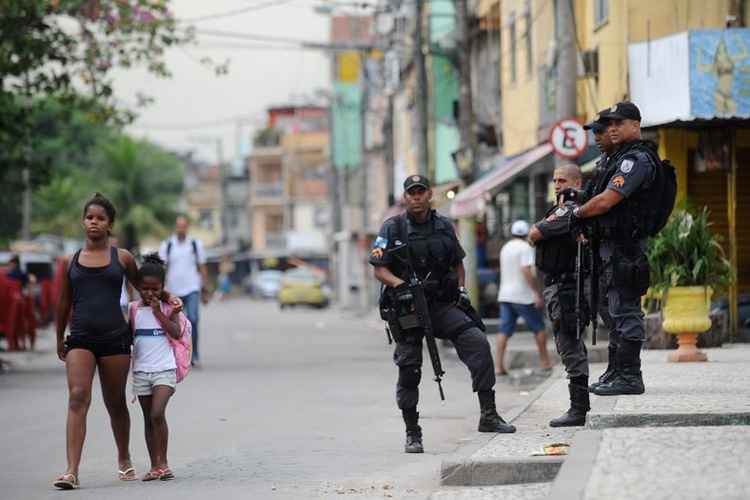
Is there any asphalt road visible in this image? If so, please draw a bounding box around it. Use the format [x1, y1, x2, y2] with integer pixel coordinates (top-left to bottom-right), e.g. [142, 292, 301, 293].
[0, 298, 541, 500]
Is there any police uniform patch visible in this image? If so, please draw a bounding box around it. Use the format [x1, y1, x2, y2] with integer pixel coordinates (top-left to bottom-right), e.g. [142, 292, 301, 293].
[620, 159, 634, 174]
[370, 248, 384, 259]
[612, 176, 626, 187]
[373, 236, 388, 249]
[412, 175, 420, 182]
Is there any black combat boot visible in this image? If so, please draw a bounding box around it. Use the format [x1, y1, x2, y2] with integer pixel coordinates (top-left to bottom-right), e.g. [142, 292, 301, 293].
[593, 340, 645, 396]
[589, 344, 618, 392]
[477, 390, 517, 433]
[550, 377, 591, 427]
[402, 408, 424, 453]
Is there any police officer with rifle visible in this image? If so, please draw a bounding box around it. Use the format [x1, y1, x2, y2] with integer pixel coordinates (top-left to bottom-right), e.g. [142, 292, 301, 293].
[371, 175, 516, 454]
[566, 102, 676, 396]
[528, 164, 591, 426]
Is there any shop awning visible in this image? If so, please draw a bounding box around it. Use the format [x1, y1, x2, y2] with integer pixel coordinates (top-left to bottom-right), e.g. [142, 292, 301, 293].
[450, 143, 553, 219]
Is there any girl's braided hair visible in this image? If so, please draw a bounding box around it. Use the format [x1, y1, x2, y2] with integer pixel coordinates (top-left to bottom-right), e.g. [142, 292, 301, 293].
[139, 253, 166, 284]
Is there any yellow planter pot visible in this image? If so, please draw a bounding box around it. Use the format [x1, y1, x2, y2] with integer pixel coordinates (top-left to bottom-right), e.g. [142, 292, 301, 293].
[662, 286, 713, 362]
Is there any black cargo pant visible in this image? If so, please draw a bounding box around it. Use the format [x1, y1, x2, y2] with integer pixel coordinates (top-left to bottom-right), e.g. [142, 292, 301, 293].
[543, 276, 589, 379]
[600, 252, 646, 343]
[393, 302, 495, 410]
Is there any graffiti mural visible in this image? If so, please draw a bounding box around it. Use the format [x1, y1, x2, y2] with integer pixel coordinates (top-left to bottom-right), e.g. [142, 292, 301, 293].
[691, 29, 750, 117]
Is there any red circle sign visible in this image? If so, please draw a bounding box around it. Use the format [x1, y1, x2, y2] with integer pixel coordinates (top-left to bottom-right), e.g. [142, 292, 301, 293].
[549, 119, 588, 159]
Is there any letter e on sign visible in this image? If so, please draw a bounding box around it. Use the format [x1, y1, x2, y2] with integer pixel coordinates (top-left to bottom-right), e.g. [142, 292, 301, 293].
[549, 119, 588, 159]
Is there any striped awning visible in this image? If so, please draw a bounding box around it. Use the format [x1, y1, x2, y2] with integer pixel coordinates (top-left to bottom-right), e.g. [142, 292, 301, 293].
[450, 143, 553, 219]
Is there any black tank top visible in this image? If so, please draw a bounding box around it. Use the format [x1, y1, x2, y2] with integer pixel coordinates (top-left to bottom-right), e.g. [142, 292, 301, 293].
[68, 246, 128, 340]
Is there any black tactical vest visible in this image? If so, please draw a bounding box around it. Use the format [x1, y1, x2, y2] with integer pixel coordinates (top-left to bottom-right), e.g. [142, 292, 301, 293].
[593, 141, 655, 240]
[394, 211, 460, 300]
[535, 206, 578, 276]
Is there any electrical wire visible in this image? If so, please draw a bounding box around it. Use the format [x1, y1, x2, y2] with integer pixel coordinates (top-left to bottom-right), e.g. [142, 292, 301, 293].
[133, 112, 264, 131]
[178, 0, 298, 23]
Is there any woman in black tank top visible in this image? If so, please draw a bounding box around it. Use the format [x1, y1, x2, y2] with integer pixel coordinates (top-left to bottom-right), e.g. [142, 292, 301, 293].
[53, 193, 181, 489]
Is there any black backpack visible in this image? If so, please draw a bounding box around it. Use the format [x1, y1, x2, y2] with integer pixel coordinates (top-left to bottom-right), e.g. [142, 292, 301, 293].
[638, 149, 677, 237]
[165, 238, 200, 272]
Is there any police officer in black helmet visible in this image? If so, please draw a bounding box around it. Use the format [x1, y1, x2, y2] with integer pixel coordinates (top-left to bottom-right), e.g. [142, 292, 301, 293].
[568, 102, 656, 396]
[528, 164, 591, 426]
[371, 175, 516, 454]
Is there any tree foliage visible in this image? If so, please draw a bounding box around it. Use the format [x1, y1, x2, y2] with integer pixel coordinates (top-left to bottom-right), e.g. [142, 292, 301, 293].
[0, 0, 193, 196]
[30, 130, 184, 249]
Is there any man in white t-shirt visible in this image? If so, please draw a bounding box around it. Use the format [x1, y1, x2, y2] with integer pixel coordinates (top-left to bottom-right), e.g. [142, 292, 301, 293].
[495, 220, 552, 375]
[159, 216, 208, 365]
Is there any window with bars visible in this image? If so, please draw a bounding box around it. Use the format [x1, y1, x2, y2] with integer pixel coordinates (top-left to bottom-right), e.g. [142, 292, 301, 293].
[525, 1, 533, 77]
[594, 0, 609, 28]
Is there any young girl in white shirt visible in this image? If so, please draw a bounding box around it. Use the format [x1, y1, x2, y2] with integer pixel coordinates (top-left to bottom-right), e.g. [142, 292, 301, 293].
[130, 254, 182, 481]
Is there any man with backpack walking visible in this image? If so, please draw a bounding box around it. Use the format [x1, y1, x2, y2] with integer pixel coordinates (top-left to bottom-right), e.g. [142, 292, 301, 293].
[159, 216, 209, 366]
[567, 101, 676, 396]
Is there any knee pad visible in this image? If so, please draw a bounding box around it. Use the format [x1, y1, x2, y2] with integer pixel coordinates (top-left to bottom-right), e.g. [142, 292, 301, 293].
[398, 366, 422, 390]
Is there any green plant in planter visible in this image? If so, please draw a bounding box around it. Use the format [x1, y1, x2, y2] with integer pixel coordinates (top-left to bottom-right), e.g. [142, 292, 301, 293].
[647, 207, 734, 296]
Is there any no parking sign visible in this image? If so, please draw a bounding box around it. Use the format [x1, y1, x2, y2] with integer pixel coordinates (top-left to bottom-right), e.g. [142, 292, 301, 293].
[549, 119, 588, 159]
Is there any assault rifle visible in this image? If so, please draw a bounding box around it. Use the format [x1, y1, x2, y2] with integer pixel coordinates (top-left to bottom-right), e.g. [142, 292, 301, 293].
[388, 244, 446, 401]
[589, 233, 599, 346]
[562, 187, 597, 344]
[575, 238, 585, 341]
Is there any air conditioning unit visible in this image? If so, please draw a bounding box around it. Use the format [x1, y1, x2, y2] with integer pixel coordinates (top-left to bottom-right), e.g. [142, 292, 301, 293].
[580, 49, 599, 78]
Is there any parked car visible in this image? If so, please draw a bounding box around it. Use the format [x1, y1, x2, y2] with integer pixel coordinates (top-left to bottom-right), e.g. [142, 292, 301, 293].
[278, 268, 329, 309]
[244, 270, 283, 299]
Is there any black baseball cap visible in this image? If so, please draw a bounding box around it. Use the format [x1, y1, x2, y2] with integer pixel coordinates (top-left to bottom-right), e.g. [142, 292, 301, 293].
[583, 108, 614, 132]
[403, 174, 431, 191]
[606, 101, 641, 121]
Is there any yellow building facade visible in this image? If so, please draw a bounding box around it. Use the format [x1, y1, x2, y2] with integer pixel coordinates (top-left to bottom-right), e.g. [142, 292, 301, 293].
[500, 0, 741, 156]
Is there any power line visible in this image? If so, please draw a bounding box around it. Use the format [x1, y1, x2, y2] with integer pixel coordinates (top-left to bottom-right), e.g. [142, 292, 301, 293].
[189, 42, 307, 52]
[133, 112, 263, 131]
[189, 28, 314, 47]
[178, 0, 298, 23]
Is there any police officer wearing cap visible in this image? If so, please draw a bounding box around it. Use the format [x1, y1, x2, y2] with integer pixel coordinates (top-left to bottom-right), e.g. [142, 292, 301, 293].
[568, 101, 657, 396]
[582, 111, 619, 393]
[371, 175, 516, 454]
[528, 164, 591, 426]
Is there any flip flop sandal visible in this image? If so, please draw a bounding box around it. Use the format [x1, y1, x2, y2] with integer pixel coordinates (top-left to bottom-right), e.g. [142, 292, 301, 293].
[118, 467, 137, 481]
[159, 468, 175, 481]
[53, 473, 79, 490]
[142, 470, 162, 482]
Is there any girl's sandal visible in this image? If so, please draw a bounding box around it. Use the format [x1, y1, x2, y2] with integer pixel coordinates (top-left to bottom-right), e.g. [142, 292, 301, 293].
[142, 470, 162, 482]
[159, 468, 175, 481]
[118, 466, 138, 481]
[53, 473, 79, 490]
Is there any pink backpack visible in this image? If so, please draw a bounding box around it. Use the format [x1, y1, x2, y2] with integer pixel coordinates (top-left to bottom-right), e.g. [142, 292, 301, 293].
[128, 300, 192, 383]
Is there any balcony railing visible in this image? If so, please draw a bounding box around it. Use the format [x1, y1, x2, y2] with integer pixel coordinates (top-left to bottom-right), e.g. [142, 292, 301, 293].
[265, 231, 286, 249]
[252, 182, 284, 201]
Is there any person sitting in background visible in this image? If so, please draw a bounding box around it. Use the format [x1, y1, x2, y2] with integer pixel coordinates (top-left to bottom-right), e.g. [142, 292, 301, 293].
[6, 255, 29, 290]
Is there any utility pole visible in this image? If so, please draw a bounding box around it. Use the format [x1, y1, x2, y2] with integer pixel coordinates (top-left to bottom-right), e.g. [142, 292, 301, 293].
[455, 0, 479, 305]
[555, 0, 577, 166]
[415, 0, 430, 177]
[216, 138, 227, 244]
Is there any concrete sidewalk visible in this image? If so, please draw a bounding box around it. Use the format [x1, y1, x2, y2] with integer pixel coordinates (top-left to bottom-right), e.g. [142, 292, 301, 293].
[432, 344, 750, 500]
